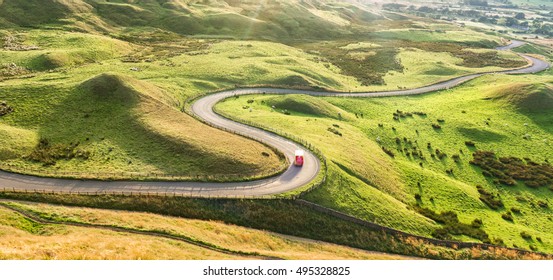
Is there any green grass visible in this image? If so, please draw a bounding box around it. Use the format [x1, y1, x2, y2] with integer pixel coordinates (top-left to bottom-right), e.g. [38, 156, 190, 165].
[216, 73, 553, 253]
[0, 70, 285, 180]
[0, 0, 383, 40]
[513, 43, 550, 56]
[370, 29, 501, 47]
[295, 39, 526, 90]
[0, 30, 133, 71]
[1, 192, 550, 259]
[0, 205, 52, 235]
[0, 0, 551, 258]
[0, 26, 521, 179]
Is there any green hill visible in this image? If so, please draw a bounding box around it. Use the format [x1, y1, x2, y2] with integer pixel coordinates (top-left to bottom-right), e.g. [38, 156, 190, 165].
[217, 74, 553, 253]
[489, 83, 553, 114]
[0, 72, 285, 180]
[0, 0, 382, 40]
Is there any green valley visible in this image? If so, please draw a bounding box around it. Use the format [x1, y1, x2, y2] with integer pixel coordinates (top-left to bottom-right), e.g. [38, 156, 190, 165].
[0, 0, 552, 260]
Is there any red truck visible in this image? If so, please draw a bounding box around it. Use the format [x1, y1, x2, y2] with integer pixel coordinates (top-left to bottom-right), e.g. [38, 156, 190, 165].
[294, 150, 305, 167]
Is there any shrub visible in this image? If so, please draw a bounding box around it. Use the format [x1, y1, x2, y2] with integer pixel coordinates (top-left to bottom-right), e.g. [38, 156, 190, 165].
[25, 138, 90, 166]
[520, 231, 532, 240]
[537, 200, 549, 208]
[431, 228, 451, 240]
[431, 123, 442, 129]
[491, 238, 505, 246]
[247, 99, 254, 104]
[501, 212, 514, 222]
[0, 101, 14, 116]
[476, 185, 503, 210]
[414, 193, 422, 201]
[327, 127, 342, 136]
[416, 207, 490, 242]
[470, 151, 553, 188]
[471, 218, 483, 228]
[452, 154, 461, 162]
[381, 146, 395, 158]
[510, 207, 521, 214]
[393, 110, 414, 119]
[482, 170, 492, 177]
[308, 43, 403, 86]
[435, 149, 447, 159]
[465, 141, 476, 147]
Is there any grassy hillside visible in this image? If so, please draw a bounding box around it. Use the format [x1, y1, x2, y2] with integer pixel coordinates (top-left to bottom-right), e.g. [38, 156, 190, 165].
[0, 206, 248, 260]
[0, 30, 134, 72]
[3, 192, 550, 259]
[1, 0, 550, 259]
[0, 200, 411, 260]
[0, 0, 383, 40]
[0, 72, 285, 180]
[0, 25, 523, 180]
[216, 73, 553, 253]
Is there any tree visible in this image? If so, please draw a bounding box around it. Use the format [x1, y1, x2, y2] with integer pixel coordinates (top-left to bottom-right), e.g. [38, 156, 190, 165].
[464, 0, 488, 6]
[505, 17, 518, 26]
[515, 12, 525, 20]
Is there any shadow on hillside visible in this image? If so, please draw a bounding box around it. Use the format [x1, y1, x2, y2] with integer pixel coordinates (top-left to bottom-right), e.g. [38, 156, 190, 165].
[35, 74, 268, 177]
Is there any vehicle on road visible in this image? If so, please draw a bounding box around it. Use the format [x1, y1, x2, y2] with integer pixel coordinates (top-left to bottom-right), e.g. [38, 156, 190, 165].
[294, 150, 305, 167]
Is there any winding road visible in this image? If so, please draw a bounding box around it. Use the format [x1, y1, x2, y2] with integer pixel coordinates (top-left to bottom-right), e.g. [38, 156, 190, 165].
[0, 41, 549, 197]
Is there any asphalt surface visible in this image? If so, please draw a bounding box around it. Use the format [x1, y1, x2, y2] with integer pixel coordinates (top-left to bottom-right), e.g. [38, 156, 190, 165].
[0, 41, 549, 197]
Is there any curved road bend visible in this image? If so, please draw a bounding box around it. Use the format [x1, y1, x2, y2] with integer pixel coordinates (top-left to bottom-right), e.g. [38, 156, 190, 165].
[0, 41, 549, 197]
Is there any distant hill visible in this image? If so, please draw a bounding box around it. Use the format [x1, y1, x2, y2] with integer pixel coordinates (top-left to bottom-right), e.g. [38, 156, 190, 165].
[0, 0, 383, 40]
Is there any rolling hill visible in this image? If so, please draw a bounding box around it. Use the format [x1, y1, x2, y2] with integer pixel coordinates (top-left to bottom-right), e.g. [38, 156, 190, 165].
[0, 0, 384, 40]
[1, 0, 552, 259]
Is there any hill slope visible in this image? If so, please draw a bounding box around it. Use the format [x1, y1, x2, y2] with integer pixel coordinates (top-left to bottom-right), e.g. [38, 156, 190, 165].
[0, 73, 285, 180]
[0, 0, 383, 40]
[0, 200, 411, 260]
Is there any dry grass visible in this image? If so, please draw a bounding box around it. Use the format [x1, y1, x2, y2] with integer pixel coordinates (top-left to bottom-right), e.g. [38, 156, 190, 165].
[0, 207, 244, 260]
[2, 201, 412, 260]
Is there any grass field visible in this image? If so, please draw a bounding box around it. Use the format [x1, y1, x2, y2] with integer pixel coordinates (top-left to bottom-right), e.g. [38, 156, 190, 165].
[216, 73, 553, 253]
[2, 193, 548, 260]
[0, 0, 383, 40]
[1, 0, 552, 260]
[0, 200, 412, 260]
[0, 72, 285, 180]
[0, 206, 245, 260]
[0, 26, 522, 179]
